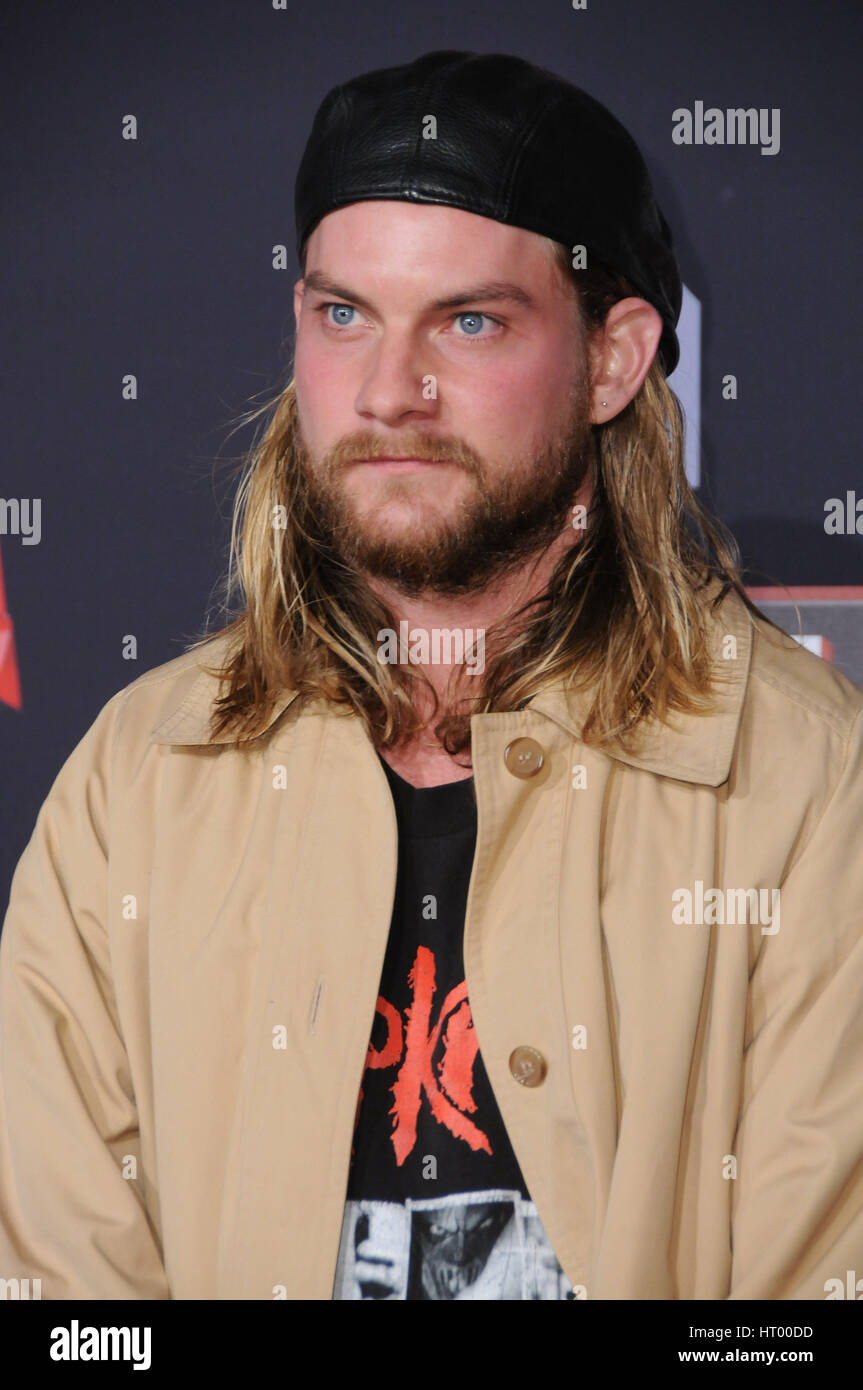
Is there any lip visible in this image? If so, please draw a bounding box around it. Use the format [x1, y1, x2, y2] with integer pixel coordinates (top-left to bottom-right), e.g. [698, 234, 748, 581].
[352, 457, 442, 473]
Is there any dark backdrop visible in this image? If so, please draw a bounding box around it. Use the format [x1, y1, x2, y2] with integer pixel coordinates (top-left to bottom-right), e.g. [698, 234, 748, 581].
[2, 0, 861, 906]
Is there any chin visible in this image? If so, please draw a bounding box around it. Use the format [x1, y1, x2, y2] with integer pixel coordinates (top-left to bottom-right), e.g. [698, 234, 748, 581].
[354, 498, 454, 534]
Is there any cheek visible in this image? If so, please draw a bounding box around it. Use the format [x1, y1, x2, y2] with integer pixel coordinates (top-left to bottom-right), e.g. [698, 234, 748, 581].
[295, 317, 361, 385]
[294, 333, 325, 396]
[451, 360, 567, 448]
[294, 338, 350, 444]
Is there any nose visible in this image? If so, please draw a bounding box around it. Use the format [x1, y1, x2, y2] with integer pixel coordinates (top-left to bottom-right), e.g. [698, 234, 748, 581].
[353, 329, 439, 428]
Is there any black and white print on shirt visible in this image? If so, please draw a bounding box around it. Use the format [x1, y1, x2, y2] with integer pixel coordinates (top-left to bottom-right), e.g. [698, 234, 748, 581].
[333, 1191, 577, 1300]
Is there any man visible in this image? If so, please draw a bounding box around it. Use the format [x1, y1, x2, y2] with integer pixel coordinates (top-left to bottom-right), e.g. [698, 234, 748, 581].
[1, 50, 862, 1301]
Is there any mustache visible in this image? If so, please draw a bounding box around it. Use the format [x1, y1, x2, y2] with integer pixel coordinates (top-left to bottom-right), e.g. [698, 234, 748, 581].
[320, 432, 482, 476]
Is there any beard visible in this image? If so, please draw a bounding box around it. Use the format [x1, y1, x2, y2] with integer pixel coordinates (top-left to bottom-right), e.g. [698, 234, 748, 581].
[293, 367, 595, 599]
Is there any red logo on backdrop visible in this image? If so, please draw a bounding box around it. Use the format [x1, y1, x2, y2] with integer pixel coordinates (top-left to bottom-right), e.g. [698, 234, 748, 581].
[354, 944, 492, 1165]
[0, 541, 22, 709]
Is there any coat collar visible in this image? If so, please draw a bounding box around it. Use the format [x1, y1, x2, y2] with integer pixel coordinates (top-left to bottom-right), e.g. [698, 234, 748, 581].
[149, 581, 752, 788]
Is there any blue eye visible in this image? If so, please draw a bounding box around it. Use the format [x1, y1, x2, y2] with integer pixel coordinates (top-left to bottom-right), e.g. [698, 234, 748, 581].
[454, 311, 491, 336]
[325, 303, 357, 327]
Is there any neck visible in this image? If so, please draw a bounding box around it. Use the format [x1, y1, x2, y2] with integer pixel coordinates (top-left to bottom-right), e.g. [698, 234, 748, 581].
[367, 477, 592, 785]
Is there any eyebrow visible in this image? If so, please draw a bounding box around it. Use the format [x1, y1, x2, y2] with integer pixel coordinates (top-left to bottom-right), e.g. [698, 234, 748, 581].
[302, 270, 538, 314]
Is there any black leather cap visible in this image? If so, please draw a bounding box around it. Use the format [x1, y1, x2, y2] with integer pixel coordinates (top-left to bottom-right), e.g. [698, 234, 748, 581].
[295, 50, 682, 374]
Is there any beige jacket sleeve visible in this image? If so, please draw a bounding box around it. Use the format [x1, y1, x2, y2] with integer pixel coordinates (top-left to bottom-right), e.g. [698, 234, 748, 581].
[729, 705, 863, 1299]
[0, 694, 170, 1299]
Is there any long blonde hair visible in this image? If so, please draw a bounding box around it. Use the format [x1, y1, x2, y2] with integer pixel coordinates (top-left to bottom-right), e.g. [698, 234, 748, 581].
[189, 239, 764, 754]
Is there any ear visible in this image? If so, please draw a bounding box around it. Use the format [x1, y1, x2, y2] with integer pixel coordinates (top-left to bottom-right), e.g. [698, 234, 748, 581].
[293, 279, 304, 333]
[587, 299, 664, 423]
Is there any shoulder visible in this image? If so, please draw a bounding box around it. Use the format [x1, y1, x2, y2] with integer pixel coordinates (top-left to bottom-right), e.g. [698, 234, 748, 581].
[741, 599, 863, 744]
[722, 591, 863, 828]
[111, 630, 238, 740]
[55, 630, 241, 785]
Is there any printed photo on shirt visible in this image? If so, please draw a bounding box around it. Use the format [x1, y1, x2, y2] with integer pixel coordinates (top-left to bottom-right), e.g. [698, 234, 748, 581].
[332, 1191, 576, 1299]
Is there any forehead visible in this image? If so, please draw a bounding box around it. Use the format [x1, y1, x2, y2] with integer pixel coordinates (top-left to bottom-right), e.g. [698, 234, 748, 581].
[302, 200, 561, 288]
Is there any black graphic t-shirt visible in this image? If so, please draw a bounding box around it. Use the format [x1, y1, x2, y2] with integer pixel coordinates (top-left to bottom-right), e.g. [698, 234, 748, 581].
[331, 755, 574, 1300]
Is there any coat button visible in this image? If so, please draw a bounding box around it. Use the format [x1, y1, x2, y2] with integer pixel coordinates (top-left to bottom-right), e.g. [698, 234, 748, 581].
[509, 1046, 547, 1087]
[504, 737, 545, 778]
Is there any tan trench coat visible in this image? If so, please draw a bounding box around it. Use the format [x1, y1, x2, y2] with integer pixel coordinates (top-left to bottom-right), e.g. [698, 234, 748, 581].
[2, 583, 863, 1300]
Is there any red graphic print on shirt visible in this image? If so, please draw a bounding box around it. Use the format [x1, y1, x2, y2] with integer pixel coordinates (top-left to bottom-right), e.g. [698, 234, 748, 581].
[354, 944, 493, 1165]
